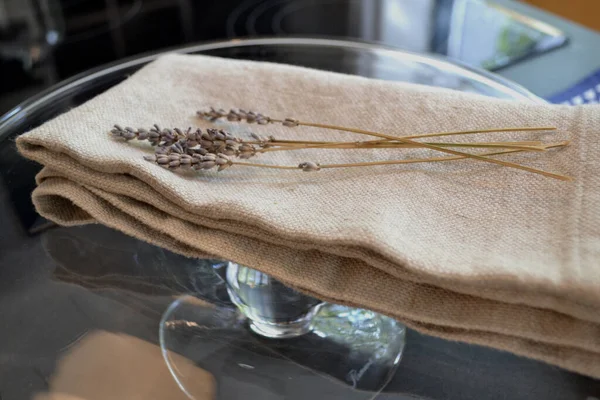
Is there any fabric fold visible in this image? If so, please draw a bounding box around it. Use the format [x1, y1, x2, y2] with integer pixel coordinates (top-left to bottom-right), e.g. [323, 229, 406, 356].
[17, 53, 600, 378]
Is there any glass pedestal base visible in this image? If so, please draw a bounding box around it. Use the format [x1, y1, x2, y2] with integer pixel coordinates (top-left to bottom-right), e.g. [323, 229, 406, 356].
[160, 295, 405, 399]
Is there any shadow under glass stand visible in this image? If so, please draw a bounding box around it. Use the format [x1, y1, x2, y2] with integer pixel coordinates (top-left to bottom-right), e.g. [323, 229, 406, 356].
[159, 262, 406, 400]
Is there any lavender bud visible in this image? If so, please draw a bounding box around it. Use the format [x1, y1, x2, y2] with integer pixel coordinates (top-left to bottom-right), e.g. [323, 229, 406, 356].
[299, 162, 320, 172]
[198, 161, 216, 170]
[213, 143, 225, 152]
[137, 129, 148, 140]
[162, 129, 174, 141]
[123, 131, 136, 140]
[246, 112, 257, 123]
[171, 143, 183, 154]
[227, 109, 239, 118]
[283, 118, 299, 127]
[191, 148, 208, 156]
[214, 131, 226, 141]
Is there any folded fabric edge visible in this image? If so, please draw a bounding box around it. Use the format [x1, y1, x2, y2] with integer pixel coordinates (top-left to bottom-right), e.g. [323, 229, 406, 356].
[18, 143, 600, 324]
[31, 177, 600, 380]
[30, 177, 600, 367]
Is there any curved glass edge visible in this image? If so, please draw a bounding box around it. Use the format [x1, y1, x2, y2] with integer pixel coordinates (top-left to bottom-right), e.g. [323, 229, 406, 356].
[158, 295, 407, 397]
[0, 36, 544, 141]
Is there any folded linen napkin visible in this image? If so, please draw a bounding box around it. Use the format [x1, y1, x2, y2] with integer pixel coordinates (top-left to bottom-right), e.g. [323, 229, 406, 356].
[17, 54, 600, 378]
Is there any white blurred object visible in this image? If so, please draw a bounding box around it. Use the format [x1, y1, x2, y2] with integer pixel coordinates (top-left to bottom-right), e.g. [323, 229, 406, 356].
[355, 0, 436, 52]
[351, 0, 436, 83]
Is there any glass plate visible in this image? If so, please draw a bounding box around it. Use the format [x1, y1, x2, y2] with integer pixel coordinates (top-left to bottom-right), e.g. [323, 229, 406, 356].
[0, 37, 541, 137]
[0, 37, 543, 400]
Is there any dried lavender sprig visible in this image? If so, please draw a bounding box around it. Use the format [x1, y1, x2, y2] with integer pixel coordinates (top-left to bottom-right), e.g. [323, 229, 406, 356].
[198, 108, 557, 138]
[114, 124, 548, 163]
[109, 124, 233, 151]
[199, 108, 569, 181]
[144, 151, 234, 172]
[292, 120, 571, 180]
[143, 141, 569, 176]
[194, 113, 550, 153]
[198, 107, 272, 125]
[144, 152, 311, 172]
[260, 140, 548, 153]
[113, 122, 568, 179]
[110, 124, 183, 146]
[111, 125, 263, 159]
[195, 128, 240, 156]
[174, 128, 260, 159]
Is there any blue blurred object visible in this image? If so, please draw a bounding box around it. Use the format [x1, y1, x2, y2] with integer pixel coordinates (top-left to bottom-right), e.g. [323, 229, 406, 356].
[547, 68, 600, 104]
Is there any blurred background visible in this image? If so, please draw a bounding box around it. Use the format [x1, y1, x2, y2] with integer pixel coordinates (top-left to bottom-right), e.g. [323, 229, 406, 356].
[1, 0, 599, 115]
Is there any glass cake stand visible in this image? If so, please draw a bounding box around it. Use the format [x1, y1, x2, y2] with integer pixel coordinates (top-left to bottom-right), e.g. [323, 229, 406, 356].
[0, 38, 542, 400]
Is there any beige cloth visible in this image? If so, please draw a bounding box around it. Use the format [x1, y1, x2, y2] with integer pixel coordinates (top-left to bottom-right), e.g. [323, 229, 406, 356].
[16, 54, 600, 378]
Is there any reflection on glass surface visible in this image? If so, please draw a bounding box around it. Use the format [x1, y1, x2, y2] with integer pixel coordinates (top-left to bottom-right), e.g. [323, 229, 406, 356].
[160, 262, 406, 399]
[352, 0, 566, 71]
[160, 295, 406, 399]
[446, 0, 567, 70]
[224, 262, 325, 339]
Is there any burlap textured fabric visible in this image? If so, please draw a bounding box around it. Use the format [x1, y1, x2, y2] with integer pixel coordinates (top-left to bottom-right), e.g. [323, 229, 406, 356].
[16, 54, 600, 378]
